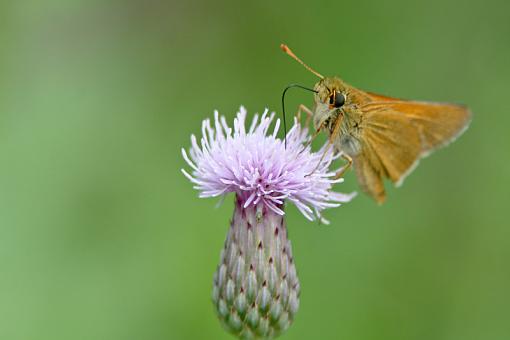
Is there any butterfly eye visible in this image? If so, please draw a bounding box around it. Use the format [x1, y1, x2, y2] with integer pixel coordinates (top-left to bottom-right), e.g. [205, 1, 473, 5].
[334, 91, 345, 108]
[329, 91, 345, 108]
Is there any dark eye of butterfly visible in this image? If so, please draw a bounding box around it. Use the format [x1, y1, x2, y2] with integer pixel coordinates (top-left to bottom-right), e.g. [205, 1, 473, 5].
[333, 91, 345, 108]
[329, 91, 345, 108]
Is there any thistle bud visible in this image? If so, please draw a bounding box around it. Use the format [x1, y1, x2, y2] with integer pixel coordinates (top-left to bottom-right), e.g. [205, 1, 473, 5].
[212, 199, 300, 338]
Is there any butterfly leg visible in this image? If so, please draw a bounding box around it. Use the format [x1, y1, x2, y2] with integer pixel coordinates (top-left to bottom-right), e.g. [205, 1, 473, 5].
[296, 104, 314, 127]
[306, 114, 343, 176]
[300, 122, 324, 152]
[296, 105, 317, 152]
[334, 154, 353, 180]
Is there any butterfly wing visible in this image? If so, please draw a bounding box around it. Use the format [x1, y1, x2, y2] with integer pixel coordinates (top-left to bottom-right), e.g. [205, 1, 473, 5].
[353, 95, 471, 203]
[352, 141, 389, 203]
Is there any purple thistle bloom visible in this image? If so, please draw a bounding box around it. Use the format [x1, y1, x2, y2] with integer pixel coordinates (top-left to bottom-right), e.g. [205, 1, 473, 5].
[182, 107, 355, 338]
[181, 106, 355, 223]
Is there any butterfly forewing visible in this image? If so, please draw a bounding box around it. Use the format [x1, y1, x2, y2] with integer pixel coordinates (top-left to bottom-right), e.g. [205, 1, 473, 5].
[354, 95, 471, 202]
[363, 98, 472, 153]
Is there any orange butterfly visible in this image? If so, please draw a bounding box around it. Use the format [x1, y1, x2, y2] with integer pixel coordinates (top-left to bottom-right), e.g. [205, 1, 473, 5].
[281, 44, 471, 203]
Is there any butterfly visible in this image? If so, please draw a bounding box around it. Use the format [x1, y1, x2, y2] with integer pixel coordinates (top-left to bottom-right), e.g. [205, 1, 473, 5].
[281, 44, 472, 203]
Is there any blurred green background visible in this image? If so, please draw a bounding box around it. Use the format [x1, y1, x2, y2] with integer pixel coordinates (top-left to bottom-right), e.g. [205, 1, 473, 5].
[1, 0, 509, 339]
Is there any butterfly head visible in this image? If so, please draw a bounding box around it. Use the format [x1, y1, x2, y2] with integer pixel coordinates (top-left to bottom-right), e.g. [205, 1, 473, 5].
[310, 77, 352, 130]
[314, 77, 349, 110]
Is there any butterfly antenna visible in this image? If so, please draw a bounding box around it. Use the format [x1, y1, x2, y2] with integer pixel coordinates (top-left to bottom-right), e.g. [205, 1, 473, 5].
[280, 44, 324, 79]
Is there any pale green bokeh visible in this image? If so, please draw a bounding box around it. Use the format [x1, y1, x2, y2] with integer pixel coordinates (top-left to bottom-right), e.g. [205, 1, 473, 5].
[0, 1, 509, 339]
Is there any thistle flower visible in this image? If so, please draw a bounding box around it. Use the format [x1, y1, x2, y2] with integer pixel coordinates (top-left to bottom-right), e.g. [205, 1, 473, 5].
[182, 107, 355, 339]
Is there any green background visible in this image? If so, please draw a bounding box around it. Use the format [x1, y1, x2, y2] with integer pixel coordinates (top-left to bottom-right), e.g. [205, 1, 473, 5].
[1, 0, 509, 339]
